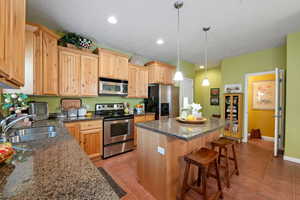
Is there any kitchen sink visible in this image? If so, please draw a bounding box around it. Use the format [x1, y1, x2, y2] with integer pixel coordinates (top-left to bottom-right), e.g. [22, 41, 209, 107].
[7, 126, 57, 144]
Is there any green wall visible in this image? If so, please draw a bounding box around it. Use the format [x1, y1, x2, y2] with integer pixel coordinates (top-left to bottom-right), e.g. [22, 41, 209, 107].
[221, 46, 286, 89]
[29, 96, 143, 113]
[194, 67, 222, 117]
[285, 32, 300, 159]
[170, 60, 197, 79]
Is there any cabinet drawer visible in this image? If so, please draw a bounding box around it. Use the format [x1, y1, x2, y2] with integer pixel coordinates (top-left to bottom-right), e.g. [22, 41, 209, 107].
[80, 120, 102, 130]
[134, 115, 146, 123]
[145, 114, 155, 122]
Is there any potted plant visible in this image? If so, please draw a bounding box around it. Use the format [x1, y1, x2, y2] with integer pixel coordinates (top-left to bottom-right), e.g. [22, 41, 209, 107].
[2, 93, 29, 115]
[58, 32, 96, 52]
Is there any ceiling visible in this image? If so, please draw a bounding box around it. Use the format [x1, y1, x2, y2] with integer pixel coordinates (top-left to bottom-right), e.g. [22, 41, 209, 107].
[27, 0, 300, 66]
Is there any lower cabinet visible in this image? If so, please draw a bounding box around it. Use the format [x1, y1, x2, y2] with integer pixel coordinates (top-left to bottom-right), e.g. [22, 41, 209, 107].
[134, 114, 156, 146]
[64, 120, 103, 159]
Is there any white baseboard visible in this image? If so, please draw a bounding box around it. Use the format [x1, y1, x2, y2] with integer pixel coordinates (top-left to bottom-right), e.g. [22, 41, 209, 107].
[261, 136, 274, 142]
[283, 156, 300, 164]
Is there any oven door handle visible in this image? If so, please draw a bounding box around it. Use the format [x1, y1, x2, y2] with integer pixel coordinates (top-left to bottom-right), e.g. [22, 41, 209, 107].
[104, 117, 133, 121]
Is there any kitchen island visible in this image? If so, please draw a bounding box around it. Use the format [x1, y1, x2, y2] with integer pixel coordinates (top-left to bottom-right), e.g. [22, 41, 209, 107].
[0, 120, 119, 200]
[136, 118, 225, 200]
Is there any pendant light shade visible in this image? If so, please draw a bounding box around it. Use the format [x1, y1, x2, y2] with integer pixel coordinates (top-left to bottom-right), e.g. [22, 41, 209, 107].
[173, 71, 184, 81]
[173, 1, 184, 81]
[201, 27, 210, 86]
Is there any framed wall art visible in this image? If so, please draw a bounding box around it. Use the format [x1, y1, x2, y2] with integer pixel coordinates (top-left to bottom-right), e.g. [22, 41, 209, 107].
[210, 88, 220, 106]
[252, 80, 275, 110]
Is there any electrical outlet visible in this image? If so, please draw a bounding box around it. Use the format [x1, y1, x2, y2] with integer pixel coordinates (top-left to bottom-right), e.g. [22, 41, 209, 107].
[157, 146, 165, 155]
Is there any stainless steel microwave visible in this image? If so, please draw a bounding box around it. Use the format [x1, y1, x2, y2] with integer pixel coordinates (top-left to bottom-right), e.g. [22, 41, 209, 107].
[99, 78, 128, 96]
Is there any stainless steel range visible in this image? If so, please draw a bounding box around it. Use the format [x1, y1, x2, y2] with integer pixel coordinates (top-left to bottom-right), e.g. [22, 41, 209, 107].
[95, 103, 134, 159]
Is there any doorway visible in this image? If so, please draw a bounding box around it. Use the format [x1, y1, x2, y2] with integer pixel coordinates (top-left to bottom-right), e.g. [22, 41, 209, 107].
[243, 69, 285, 157]
[179, 77, 194, 110]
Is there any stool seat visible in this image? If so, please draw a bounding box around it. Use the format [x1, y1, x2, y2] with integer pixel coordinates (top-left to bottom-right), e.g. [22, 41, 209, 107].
[185, 148, 218, 166]
[211, 137, 234, 147]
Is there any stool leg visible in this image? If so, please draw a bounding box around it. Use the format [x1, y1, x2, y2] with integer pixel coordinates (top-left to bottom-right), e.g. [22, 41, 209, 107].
[218, 147, 222, 164]
[214, 160, 223, 199]
[224, 147, 230, 188]
[232, 144, 240, 176]
[181, 162, 191, 200]
[197, 166, 202, 186]
[202, 166, 208, 200]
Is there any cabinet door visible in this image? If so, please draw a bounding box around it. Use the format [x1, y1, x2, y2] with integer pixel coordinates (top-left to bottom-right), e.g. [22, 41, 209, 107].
[42, 32, 58, 95]
[128, 65, 137, 97]
[65, 123, 81, 144]
[80, 129, 102, 158]
[116, 56, 128, 80]
[165, 67, 175, 85]
[59, 49, 81, 96]
[99, 52, 115, 78]
[33, 30, 43, 95]
[145, 114, 155, 121]
[80, 55, 98, 96]
[8, 0, 26, 86]
[0, 0, 10, 77]
[136, 68, 148, 98]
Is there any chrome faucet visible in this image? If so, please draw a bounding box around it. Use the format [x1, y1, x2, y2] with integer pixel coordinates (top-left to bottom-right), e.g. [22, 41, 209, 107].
[0, 114, 35, 141]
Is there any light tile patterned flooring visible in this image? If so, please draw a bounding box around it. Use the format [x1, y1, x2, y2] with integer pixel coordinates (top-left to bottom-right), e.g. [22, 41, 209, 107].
[94, 139, 300, 200]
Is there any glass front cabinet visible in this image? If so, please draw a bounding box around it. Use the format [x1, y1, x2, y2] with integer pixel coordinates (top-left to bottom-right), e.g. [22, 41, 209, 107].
[224, 93, 243, 139]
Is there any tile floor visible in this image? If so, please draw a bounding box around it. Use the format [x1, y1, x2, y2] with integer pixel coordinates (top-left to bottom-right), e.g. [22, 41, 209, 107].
[94, 139, 300, 200]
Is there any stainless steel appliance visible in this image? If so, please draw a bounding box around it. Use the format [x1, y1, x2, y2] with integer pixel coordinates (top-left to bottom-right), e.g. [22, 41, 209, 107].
[28, 102, 49, 121]
[95, 103, 134, 159]
[144, 84, 179, 120]
[99, 78, 128, 96]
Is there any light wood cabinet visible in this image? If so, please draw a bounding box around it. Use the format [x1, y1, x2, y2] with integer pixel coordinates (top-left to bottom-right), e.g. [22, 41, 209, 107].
[58, 47, 98, 97]
[145, 61, 175, 85]
[97, 48, 129, 80]
[128, 64, 148, 98]
[65, 122, 81, 144]
[224, 93, 243, 140]
[42, 31, 59, 95]
[134, 113, 156, 146]
[64, 120, 103, 158]
[59, 49, 81, 96]
[0, 0, 10, 78]
[80, 129, 102, 158]
[80, 55, 98, 96]
[0, 0, 25, 88]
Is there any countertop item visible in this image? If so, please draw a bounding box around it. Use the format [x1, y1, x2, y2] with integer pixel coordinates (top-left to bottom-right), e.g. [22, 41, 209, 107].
[28, 102, 49, 121]
[136, 118, 225, 141]
[0, 120, 119, 200]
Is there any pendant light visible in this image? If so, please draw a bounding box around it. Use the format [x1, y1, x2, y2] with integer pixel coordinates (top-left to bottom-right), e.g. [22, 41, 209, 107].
[202, 27, 210, 86]
[173, 1, 184, 81]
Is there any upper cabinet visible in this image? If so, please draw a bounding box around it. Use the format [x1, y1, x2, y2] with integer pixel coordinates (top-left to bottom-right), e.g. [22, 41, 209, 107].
[145, 61, 175, 85]
[128, 64, 148, 98]
[58, 47, 98, 97]
[97, 48, 129, 80]
[0, 0, 26, 88]
[42, 30, 59, 95]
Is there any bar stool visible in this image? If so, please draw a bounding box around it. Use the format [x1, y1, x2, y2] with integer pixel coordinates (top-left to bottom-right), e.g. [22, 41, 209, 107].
[181, 148, 223, 200]
[211, 137, 240, 188]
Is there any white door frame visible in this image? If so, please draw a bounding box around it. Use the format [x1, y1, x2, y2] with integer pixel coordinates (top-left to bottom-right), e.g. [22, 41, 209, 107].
[243, 70, 275, 143]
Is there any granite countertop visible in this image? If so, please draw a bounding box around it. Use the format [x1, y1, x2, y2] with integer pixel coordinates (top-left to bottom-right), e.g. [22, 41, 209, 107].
[58, 115, 105, 123]
[0, 120, 119, 200]
[136, 118, 225, 141]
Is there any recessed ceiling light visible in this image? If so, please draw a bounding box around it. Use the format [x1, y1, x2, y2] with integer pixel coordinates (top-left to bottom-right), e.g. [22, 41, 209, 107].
[107, 16, 118, 24]
[156, 39, 164, 45]
[199, 65, 205, 69]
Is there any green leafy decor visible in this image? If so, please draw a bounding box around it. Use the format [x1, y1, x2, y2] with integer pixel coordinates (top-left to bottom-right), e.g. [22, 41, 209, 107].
[2, 93, 29, 114]
[58, 32, 95, 49]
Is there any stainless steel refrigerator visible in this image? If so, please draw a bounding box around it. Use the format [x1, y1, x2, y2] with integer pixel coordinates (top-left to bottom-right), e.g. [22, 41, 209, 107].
[144, 84, 179, 120]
